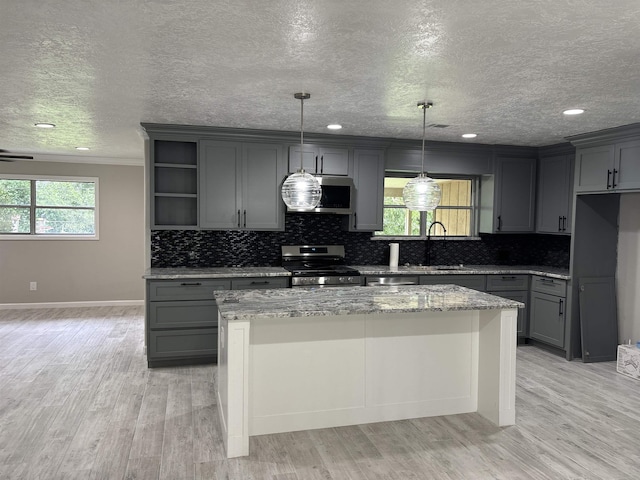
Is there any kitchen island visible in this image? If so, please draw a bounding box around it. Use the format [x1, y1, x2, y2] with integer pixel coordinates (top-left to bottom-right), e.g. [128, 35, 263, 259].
[215, 284, 522, 458]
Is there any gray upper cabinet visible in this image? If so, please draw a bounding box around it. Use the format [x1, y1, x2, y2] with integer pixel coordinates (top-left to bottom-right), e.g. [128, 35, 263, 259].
[575, 140, 640, 193]
[288, 144, 350, 175]
[200, 140, 286, 230]
[345, 148, 385, 231]
[151, 140, 198, 229]
[536, 154, 574, 234]
[480, 156, 536, 233]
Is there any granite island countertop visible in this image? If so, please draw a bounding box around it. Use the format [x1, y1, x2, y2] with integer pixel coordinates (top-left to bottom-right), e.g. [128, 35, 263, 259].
[214, 284, 524, 321]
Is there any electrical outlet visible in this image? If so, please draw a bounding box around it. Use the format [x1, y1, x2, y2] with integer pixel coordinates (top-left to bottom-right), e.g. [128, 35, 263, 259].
[30, 282, 37, 291]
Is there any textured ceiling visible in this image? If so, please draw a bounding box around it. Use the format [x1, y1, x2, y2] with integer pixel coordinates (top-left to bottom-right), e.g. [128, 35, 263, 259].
[1, 0, 640, 164]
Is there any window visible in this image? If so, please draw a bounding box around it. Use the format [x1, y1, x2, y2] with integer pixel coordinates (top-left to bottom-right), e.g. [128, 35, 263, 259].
[375, 175, 476, 237]
[0, 175, 98, 238]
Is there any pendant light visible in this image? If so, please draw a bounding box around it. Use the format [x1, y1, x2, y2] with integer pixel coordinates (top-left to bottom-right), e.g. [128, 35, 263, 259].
[402, 101, 442, 211]
[281, 93, 322, 210]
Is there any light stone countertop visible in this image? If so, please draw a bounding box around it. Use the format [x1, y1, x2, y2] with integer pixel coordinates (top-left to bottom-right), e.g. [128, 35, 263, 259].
[143, 267, 291, 279]
[143, 265, 570, 281]
[214, 284, 524, 321]
[353, 265, 570, 280]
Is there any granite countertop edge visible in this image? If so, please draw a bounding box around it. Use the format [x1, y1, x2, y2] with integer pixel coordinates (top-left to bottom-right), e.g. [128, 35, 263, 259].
[214, 284, 524, 321]
[143, 265, 569, 280]
[143, 267, 291, 279]
[352, 265, 570, 280]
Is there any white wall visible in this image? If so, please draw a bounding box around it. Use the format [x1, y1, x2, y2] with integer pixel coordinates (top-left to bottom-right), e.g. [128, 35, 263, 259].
[617, 193, 640, 344]
[0, 160, 145, 305]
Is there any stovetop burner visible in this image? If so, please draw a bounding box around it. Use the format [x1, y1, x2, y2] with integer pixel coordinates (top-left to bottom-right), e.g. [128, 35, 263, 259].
[282, 245, 361, 286]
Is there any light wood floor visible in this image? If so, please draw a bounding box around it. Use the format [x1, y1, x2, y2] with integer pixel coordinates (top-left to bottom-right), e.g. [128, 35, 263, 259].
[1, 306, 639, 480]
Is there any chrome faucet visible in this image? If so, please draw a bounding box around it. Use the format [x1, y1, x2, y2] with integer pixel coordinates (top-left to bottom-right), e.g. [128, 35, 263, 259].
[426, 221, 447, 265]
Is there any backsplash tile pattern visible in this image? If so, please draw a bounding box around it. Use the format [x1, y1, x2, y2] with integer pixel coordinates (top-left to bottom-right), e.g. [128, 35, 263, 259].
[151, 214, 570, 269]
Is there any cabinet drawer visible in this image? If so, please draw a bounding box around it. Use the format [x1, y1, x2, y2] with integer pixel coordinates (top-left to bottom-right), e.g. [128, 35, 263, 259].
[148, 279, 231, 301]
[419, 274, 486, 291]
[149, 300, 217, 329]
[231, 277, 289, 290]
[149, 328, 217, 359]
[531, 275, 566, 297]
[486, 274, 529, 291]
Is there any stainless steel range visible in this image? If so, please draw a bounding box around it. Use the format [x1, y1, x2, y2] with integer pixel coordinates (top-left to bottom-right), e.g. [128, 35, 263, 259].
[281, 245, 361, 287]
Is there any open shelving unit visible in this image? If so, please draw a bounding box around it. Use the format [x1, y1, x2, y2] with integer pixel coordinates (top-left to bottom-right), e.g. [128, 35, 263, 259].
[152, 140, 198, 228]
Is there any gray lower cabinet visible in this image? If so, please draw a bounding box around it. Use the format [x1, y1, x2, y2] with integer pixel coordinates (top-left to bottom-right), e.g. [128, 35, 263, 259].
[419, 274, 487, 291]
[529, 275, 567, 349]
[146, 279, 230, 367]
[486, 274, 529, 338]
[146, 276, 289, 367]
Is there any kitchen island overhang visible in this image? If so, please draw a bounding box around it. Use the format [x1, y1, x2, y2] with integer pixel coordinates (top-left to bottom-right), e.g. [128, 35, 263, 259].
[215, 284, 522, 458]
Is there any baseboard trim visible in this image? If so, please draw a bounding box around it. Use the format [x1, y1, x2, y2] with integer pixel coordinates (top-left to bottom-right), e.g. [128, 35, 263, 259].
[0, 300, 144, 310]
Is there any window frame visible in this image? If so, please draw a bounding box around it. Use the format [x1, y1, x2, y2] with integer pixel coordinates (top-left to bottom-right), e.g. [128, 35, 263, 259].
[0, 174, 99, 240]
[375, 173, 480, 240]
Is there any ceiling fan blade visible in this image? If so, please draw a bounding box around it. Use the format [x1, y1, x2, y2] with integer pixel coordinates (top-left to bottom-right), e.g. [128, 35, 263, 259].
[0, 154, 34, 160]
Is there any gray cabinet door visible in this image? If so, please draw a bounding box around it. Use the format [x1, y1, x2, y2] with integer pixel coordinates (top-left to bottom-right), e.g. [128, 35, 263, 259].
[242, 143, 285, 230]
[149, 328, 217, 359]
[575, 145, 615, 192]
[615, 139, 640, 190]
[536, 155, 571, 234]
[288, 144, 318, 173]
[347, 149, 385, 231]
[529, 291, 565, 348]
[491, 290, 528, 337]
[318, 147, 349, 175]
[149, 300, 218, 329]
[200, 140, 242, 229]
[288, 145, 349, 175]
[494, 157, 536, 232]
[578, 276, 618, 363]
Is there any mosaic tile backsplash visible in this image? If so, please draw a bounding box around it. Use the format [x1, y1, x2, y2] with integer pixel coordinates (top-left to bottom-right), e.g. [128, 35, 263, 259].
[151, 213, 570, 269]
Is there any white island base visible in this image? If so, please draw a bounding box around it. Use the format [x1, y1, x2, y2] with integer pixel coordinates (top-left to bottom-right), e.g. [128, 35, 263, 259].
[217, 307, 517, 458]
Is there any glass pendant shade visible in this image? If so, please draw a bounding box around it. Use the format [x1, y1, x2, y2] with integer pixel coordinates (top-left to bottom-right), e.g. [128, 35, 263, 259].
[402, 100, 442, 211]
[403, 174, 442, 211]
[281, 92, 322, 210]
[281, 171, 322, 210]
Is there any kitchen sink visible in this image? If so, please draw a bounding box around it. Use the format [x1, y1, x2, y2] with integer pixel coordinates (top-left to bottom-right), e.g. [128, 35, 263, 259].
[402, 265, 467, 271]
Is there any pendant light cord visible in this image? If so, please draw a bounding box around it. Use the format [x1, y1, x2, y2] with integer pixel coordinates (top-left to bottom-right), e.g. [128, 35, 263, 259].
[300, 96, 304, 171]
[421, 103, 426, 175]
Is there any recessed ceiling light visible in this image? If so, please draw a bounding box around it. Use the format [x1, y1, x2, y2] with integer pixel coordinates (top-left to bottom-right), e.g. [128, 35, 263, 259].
[75, 147, 90, 151]
[327, 124, 342, 130]
[563, 109, 585, 115]
[34, 123, 55, 128]
[462, 133, 477, 139]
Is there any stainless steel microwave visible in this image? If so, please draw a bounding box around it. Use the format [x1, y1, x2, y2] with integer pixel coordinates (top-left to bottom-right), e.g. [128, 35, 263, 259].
[287, 176, 354, 214]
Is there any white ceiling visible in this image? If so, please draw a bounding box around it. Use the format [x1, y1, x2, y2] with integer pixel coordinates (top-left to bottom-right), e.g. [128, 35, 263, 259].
[2, 0, 640, 165]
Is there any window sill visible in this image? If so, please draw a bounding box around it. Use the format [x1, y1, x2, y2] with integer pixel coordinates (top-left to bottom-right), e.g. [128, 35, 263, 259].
[370, 236, 481, 241]
[0, 234, 99, 241]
